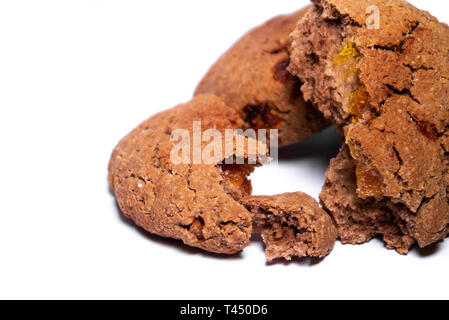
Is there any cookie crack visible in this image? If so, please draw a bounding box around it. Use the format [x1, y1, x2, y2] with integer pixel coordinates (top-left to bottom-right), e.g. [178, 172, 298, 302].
[415, 192, 439, 215]
[385, 84, 421, 104]
[265, 41, 289, 55]
[367, 21, 420, 54]
[404, 21, 420, 36]
[186, 166, 198, 204]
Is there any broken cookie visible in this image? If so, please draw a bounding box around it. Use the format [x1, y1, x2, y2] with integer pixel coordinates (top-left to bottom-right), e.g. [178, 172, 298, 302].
[289, 0, 449, 253]
[108, 94, 267, 254]
[195, 8, 329, 147]
[321, 145, 415, 254]
[242, 192, 337, 262]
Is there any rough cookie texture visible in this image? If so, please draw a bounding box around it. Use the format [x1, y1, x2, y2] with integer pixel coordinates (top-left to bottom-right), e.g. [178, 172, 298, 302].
[289, 0, 449, 252]
[195, 9, 329, 147]
[109, 94, 266, 254]
[321, 146, 415, 254]
[242, 193, 337, 261]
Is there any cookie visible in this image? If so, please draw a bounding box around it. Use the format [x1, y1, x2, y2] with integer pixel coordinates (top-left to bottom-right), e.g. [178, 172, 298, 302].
[289, 0, 449, 252]
[242, 192, 337, 261]
[321, 145, 415, 254]
[108, 94, 266, 254]
[195, 9, 329, 147]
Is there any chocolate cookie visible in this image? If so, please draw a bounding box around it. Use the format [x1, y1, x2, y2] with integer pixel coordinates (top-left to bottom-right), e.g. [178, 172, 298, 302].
[321, 145, 415, 254]
[242, 193, 337, 261]
[289, 0, 449, 252]
[195, 9, 329, 147]
[108, 94, 266, 254]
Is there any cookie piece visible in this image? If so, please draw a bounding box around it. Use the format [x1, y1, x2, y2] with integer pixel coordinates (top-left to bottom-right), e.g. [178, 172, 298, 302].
[195, 9, 329, 147]
[108, 94, 267, 254]
[321, 145, 415, 254]
[289, 0, 449, 252]
[242, 193, 337, 262]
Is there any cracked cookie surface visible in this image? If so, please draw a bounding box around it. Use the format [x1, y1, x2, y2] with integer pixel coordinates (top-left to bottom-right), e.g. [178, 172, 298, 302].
[195, 8, 329, 147]
[289, 0, 449, 252]
[242, 192, 337, 261]
[108, 94, 265, 254]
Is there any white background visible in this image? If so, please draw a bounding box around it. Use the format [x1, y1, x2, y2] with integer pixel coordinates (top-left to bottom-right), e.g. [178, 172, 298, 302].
[0, 0, 448, 300]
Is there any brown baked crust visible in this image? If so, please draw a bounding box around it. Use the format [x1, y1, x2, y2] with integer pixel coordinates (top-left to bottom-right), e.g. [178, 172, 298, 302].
[195, 9, 329, 147]
[242, 192, 337, 261]
[108, 94, 265, 254]
[289, 0, 449, 251]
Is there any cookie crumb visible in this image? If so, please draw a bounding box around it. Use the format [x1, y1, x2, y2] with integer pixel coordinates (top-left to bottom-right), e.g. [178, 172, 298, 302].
[242, 192, 337, 262]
